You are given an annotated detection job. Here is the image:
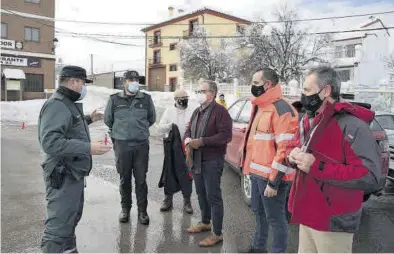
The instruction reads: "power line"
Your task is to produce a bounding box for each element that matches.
[2,8,394,26]
[5,7,393,48]
[55,26,394,39]
[2,8,146,47]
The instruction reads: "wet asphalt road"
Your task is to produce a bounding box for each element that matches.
[2,123,394,253]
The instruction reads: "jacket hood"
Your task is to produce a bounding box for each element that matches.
[334,102,375,123]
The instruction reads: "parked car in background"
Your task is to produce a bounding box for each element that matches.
[225,97,390,208]
[375,112,394,183]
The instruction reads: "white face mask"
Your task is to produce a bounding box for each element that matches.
[196,93,207,105]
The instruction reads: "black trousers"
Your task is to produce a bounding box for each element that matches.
[115,141,149,212]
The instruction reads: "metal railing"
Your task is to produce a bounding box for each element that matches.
[148,58,162,65]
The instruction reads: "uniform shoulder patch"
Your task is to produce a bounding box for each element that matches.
[273,99,295,117]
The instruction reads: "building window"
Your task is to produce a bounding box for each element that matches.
[169,64,177,72]
[346,44,356,58]
[335,46,342,58]
[169,43,177,51]
[154,31,161,45]
[337,70,351,82]
[236,24,245,35]
[24,74,44,92]
[25,0,41,3]
[24,27,40,42]
[1,23,7,38]
[189,19,198,35]
[153,50,161,64]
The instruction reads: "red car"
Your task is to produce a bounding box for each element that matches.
[225,97,390,206]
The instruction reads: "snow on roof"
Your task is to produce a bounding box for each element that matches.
[333,16,387,41]
[2,69,26,79]
[141,7,251,32]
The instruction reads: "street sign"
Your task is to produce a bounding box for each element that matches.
[0,56,40,67]
[0,56,27,66]
[1,39,15,49]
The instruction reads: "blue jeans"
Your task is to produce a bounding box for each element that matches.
[251,175,290,253]
[193,157,224,236]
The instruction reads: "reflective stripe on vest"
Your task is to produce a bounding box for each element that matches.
[271,161,295,174]
[254,133,275,141]
[275,133,295,142]
[250,162,272,173]
[254,133,296,142]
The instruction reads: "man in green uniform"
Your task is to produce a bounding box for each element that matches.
[38,65,111,253]
[104,70,156,225]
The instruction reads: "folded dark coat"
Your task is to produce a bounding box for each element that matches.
[159,124,192,195]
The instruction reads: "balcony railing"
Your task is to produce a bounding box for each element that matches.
[148,58,162,66]
[149,38,162,48]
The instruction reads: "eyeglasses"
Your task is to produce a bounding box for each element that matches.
[195,89,212,94]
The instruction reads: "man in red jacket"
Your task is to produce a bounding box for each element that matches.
[288,66,382,253]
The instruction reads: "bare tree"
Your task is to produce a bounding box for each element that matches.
[179,27,234,82]
[384,54,394,72]
[233,5,331,84]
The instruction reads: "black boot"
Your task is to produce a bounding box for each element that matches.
[160,195,173,212]
[183,198,193,214]
[138,211,150,225]
[119,208,130,223]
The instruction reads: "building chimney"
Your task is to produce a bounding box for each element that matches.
[168,6,174,18]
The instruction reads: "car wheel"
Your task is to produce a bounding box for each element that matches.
[241,174,252,206]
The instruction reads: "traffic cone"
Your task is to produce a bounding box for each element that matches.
[21,121,26,130]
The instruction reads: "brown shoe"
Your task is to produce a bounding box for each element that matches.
[199,233,223,247]
[187,222,211,233]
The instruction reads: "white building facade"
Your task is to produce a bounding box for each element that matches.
[331,17,391,89]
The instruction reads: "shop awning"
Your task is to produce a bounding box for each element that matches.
[2,68,26,79]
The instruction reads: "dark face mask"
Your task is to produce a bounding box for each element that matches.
[251,85,265,97]
[301,88,325,115]
[176,98,188,108]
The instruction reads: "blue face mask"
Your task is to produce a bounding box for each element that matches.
[79,86,87,100]
[127,82,139,93]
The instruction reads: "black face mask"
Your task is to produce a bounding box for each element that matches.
[251,85,265,97]
[57,86,80,102]
[176,98,188,108]
[301,89,325,115]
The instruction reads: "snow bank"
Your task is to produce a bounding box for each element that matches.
[0,86,200,135]
[1,86,119,126]
[1,99,46,125]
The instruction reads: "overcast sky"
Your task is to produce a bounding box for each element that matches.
[54,0,394,75]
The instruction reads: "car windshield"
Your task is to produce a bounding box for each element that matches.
[370,119,384,131]
[375,115,394,130]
